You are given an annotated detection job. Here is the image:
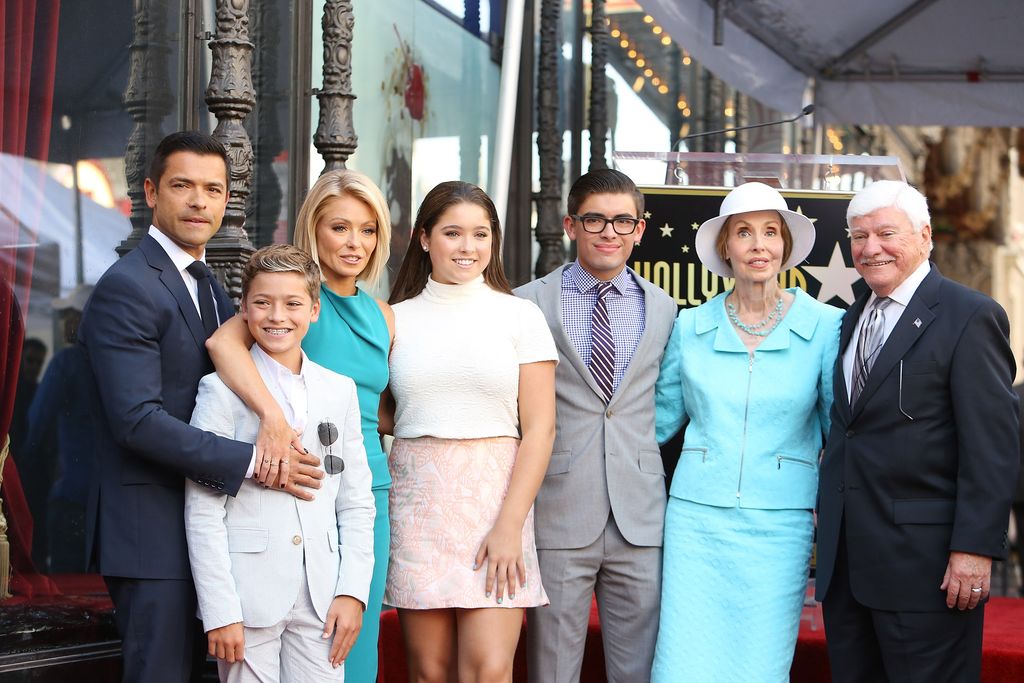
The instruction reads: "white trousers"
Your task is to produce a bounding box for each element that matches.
[219,573,344,683]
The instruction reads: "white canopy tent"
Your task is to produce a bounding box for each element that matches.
[642,0,1024,126]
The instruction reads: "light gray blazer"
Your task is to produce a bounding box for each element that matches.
[516,265,677,549]
[184,351,375,631]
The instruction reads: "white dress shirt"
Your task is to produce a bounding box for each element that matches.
[843,259,931,401]
[252,345,310,437]
[148,225,220,323]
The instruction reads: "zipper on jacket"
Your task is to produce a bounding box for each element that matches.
[736,352,754,499]
[777,455,815,470]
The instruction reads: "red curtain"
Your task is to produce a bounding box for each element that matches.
[1,0,62,599]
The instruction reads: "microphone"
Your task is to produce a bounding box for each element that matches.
[675,104,815,147]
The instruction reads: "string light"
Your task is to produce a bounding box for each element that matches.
[606,18,684,101]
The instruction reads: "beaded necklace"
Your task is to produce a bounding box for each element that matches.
[726,296,783,337]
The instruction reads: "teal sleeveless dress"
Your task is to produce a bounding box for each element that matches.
[302,284,390,683]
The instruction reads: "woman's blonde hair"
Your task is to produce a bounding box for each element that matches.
[293,169,392,285]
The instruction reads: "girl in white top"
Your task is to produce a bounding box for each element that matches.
[384,181,557,682]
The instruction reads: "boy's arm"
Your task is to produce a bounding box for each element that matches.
[184,376,246,632]
[333,378,376,606]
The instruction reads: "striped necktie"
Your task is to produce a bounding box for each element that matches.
[851,297,892,405]
[589,282,616,402]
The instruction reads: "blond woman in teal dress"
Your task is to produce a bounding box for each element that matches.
[206,170,393,682]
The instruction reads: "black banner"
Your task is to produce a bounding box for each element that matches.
[633,186,871,312]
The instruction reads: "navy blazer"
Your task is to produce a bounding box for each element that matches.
[80,234,251,580]
[815,264,1020,611]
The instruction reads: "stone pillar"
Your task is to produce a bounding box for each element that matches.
[118,0,174,256]
[313,0,357,172]
[534,0,565,277]
[588,0,609,171]
[204,0,257,304]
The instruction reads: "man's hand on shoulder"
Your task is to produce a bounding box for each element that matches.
[207,622,245,663]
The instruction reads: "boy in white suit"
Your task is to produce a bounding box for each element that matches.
[185,245,375,682]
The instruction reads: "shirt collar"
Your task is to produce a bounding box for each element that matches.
[251,343,310,382]
[567,260,632,296]
[869,259,931,309]
[148,225,206,274]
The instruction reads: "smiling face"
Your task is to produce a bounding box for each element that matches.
[314,194,379,295]
[721,210,788,285]
[144,151,228,259]
[241,271,320,373]
[564,192,645,281]
[849,205,931,297]
[420,201,493,285]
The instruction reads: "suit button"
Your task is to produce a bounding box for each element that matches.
[837,484,845,493]
[606,409,613,419]
[292,535,302,546]
[845,430,854,438]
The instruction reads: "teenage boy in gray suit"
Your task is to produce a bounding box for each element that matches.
[516,169,676,683]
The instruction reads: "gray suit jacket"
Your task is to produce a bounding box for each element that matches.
[184,350,375,631]
[516,265,677,549]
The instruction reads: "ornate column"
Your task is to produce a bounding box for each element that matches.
[118,0,174,256]
[205,0,257,304]
[587,0,608,171]
[313,0,357,172]
[534,0,565,277]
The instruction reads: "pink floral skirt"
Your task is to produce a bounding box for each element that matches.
[385,436,549,609]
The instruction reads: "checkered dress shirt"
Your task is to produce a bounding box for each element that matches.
[561,262,646,394]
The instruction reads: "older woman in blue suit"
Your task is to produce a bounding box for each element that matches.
[651,182,843,682]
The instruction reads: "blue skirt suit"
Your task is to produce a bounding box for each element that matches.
[302,285,391,683]
[651,288,842,682]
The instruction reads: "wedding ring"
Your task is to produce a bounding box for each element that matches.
[970,587,982,593]
[263,458,271,464]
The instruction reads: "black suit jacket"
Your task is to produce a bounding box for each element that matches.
[815,264,1019,611]
[81,234,251,580]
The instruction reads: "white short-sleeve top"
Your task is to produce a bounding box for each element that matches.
[390,275,558,439]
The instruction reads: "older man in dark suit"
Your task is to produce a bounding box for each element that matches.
[80,132,321,682]
[815,180,1019,683]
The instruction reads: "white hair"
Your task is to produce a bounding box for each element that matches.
[846,180,931,232]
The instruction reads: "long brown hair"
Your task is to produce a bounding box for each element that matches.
[389,181,512,304]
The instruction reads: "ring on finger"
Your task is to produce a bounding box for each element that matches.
[970,587,982,593]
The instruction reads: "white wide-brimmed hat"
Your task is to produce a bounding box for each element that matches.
[694,182,816,278]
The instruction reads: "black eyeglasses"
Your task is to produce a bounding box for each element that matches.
[571,214,641,235]
[317,421,345,475]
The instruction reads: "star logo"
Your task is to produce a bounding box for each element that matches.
[680,245,690,254]
[660,223,674,237]
[794,206,818,224]
[643,211,652,219]
[691,222,700,231]
[803,243,861,305]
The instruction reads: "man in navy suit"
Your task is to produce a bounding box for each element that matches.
[80,131,322,682]
[815,181,1020,682]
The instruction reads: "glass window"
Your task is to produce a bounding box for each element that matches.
[310,0,503,296]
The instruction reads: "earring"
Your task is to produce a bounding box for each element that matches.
[422,246,428,252]
[634,241,641,247]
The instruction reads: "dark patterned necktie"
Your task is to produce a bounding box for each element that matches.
[186,260,219,339]
[589,282,616,402]
[851,297,892,404]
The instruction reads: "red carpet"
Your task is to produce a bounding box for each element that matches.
[379,597,1024,682]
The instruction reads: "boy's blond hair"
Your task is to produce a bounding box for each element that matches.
[241,244,322,303]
